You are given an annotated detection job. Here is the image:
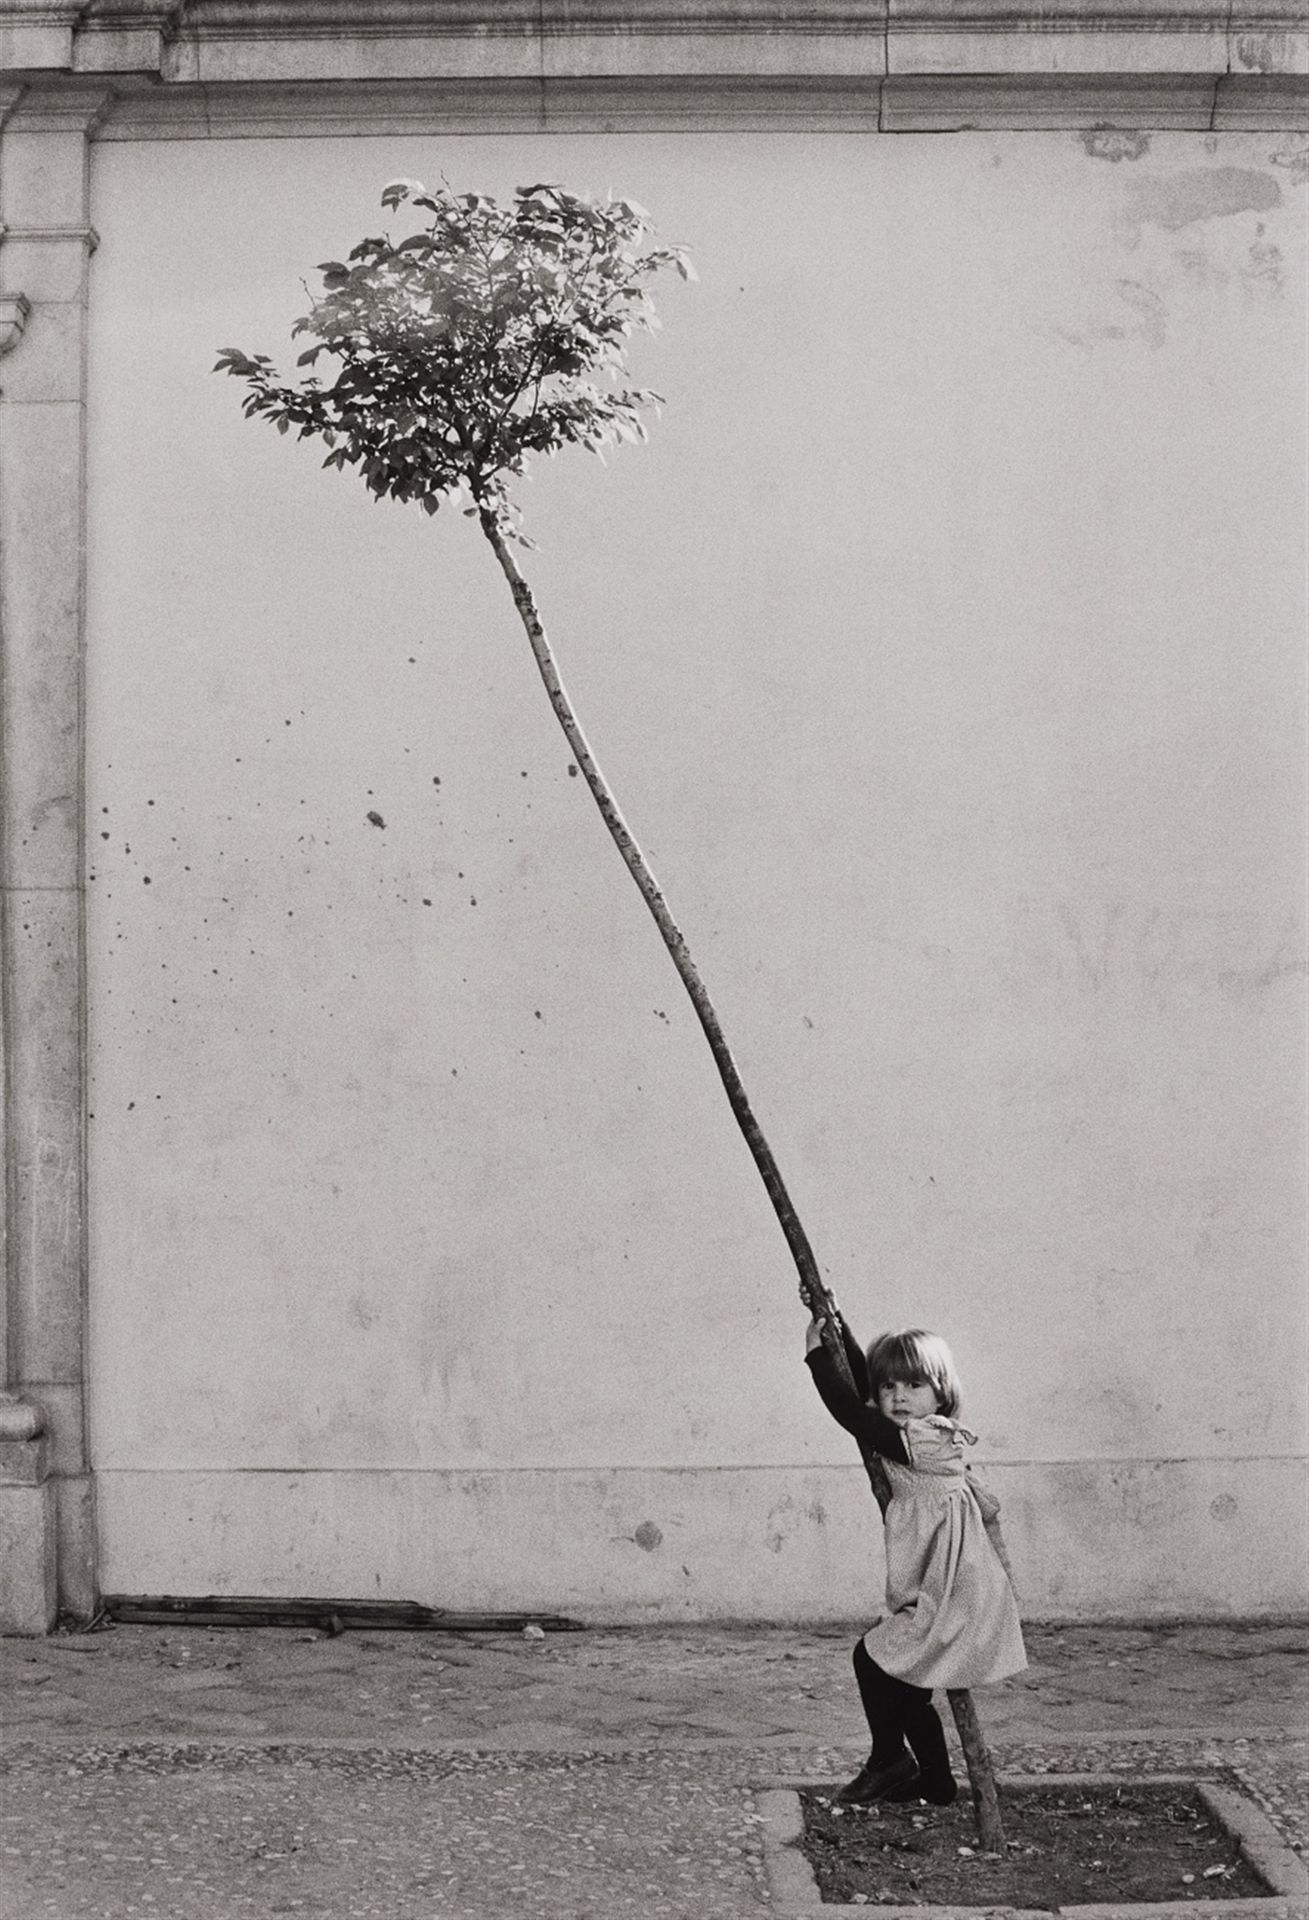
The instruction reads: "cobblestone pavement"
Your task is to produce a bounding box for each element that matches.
[1,1620,1304,1918]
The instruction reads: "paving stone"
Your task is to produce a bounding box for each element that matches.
[0,1744,769,1920]
[0,1622,1303,1918]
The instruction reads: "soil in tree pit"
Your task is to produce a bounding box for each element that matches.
[799,1780,1271,1907]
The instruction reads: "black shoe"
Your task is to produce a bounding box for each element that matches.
[914,1774,959,1806]
[835,1752,919,1806]
[878,1769,926,1803]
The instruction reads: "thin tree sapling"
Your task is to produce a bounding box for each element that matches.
[215,180,1005,1845]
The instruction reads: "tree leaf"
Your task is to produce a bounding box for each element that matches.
[215,178,690,526]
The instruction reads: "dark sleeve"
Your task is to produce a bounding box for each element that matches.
[805,1319,909,1466]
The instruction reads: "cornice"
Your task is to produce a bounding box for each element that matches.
[65,71,1307,134]
[0,289,31,355]
[0,78,114,127]
[0,0,1302,128]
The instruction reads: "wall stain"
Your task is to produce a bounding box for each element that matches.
[1114,279,1167,347]
[1037,900,1306,1004]
[1052,277,1167,350]
[1269,139,1309,186]
[1243,238,1284,295]
[1174,248,1230,291]
[1081,130,1151,164]
[1234,33,1292,72]
[1126,168,1282,232]
[764,1495,808,1556]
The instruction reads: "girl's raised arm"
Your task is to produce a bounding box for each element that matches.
[804,1313,909,1465]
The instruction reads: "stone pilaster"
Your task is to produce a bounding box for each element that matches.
[0,81,107,1627]
[0,1391,54,1633]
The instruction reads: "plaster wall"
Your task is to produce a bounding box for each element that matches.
[84,130,1307,1618]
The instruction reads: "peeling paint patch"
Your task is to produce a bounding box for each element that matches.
[1269,139,1309,186]
[1126,168,1281,232]
[1234,32,1294,72]
[1081,129,1151,164]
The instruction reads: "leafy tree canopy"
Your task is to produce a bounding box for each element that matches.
[215,179,693,543]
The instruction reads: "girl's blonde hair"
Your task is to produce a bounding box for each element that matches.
[865,1329,961,1417]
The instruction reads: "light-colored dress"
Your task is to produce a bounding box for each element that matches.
[863,1414,1027,1691]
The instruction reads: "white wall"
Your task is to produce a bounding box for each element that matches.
[85,131,1307,1617]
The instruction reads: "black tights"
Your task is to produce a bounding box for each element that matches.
[852,1638,953,1787]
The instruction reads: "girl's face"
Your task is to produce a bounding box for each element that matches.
[877,1376,942,1425]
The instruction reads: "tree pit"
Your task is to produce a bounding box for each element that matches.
[798,1778,1272,1907]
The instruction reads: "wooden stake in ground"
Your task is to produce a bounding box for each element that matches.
[948,1692,1006,1849]
[216,176,1005,1848]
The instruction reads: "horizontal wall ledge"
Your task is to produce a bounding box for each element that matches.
[880,71,1306,127]
[1,0,1307,107]
[95,1456,1309,1622]
[0,70,1303,136]
[93,0,1309,90]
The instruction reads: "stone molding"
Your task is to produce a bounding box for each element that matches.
[72,74,1309,135]
[0,1390,46,1442]
[0,72,1302,139]
[0,79,113,128]
[0,286,28,351]
[0,1397,54,1631]
[0,0,1301,126]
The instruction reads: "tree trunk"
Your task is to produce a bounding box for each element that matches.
[476,506,1004,1848]
[477,510,842,1341]
[948,1691,1006,1849]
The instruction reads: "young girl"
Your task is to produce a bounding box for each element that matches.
[805,1305,1025,1807]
